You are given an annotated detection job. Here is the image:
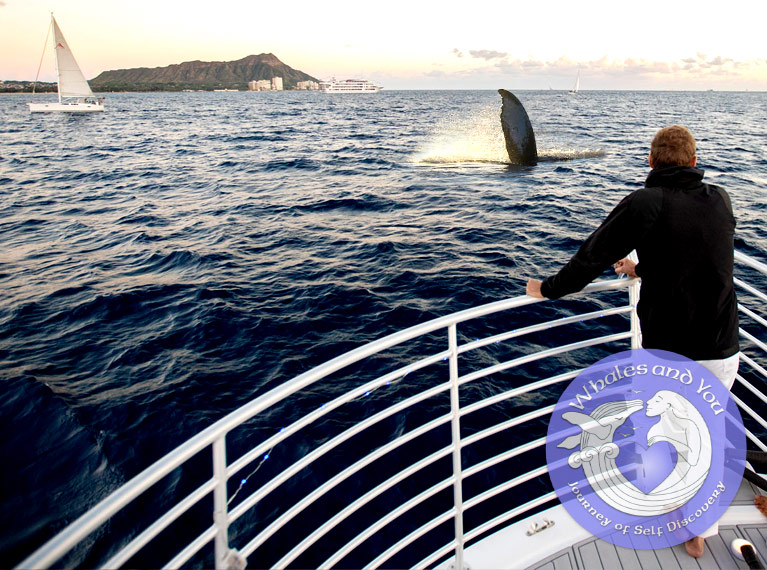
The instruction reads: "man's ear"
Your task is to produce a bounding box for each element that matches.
[690,155,697,167]
[648,153,654,168]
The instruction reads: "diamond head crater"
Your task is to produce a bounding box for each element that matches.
[91,53,319,92]
[2,53,319,93]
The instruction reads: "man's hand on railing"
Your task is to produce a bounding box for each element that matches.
[614,258,638,279]
[526,279,545,298]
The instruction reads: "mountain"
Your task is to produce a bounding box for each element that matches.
[89,53,319,91]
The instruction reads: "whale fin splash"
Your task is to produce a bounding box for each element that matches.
[498,89,538,166]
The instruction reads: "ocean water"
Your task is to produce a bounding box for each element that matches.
[1,90,767,567]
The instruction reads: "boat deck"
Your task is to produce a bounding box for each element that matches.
[455,478,767,570]
[533,526,767,570]
[532,480,767,570]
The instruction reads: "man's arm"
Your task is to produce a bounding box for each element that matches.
[530,188,660,299]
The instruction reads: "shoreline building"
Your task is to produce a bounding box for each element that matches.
[249,79,272,91]
[248,78,284,91]
[247,77,319,91]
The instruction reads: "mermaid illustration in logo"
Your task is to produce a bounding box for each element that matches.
[558,390,711,516]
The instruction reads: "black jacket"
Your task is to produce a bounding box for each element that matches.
[540,166,739,360]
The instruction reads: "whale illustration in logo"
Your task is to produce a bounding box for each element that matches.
[558,392,712,516]
[558,399,644,451]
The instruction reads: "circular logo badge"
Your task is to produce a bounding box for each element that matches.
[546,349,745,549]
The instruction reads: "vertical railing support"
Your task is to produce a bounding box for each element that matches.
[629,281,641,349]
[627,250,642,349]
[448,323,465,569]
[213,437,230,569]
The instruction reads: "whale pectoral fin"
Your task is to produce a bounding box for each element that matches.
[498,89,537,166]
[558,434,582,449]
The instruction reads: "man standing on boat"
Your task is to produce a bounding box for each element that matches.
[526,125,739,558]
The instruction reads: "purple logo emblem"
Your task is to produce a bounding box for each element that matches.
[546,349,745,549]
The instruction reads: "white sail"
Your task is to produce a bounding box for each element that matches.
[51,16,94,99]
[29,15,103,112]
[570,71,580,94]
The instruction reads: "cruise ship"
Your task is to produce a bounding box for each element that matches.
[319,78,382,93]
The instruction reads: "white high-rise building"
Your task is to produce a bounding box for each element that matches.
[271,77,283,91]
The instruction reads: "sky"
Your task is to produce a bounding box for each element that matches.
[2,0,766,91]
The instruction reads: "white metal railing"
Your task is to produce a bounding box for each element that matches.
[16,251,767,570]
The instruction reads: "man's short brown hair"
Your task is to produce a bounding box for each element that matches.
[650,125,697,168]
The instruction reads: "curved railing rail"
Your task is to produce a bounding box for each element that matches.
[17,251,767,570]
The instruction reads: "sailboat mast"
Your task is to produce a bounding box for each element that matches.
[52,16,62,103]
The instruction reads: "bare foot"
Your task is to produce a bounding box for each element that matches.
[755,495,767,517]
[685,536,705,558]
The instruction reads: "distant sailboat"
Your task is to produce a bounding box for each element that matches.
[29,15,104,113]
[568,71,580,94]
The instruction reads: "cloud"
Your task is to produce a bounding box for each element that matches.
[694,54,735,69]
[469,49,509,61]
[495,61,523,74]
[452,48,463,58]
[709,56,732,66]
[0,2,6,6]
[444,48,766,89]
[621,59,674,74]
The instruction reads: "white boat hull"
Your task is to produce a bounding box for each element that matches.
[319,78,382,93]
[28,101,104,113]
[321,87,381,94]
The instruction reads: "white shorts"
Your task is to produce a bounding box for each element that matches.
[696,352,740,390]
[694,351,740,540]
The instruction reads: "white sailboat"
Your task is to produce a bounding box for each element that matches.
[568,70,580,94]
[29,15,104,113]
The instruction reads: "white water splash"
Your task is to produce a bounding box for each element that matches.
[539,148,607,161]
[413,104,508,164]
[413,104,606,165]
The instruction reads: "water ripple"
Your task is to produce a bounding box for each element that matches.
[1,90,766,565]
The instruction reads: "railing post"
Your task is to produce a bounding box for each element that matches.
[448,323,465,569]
[629,281,641,348]
[628,250,642,349]
[213,437,230,569]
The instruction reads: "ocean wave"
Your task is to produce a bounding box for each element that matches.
[1,90,766,567]
[263,158,321,171]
